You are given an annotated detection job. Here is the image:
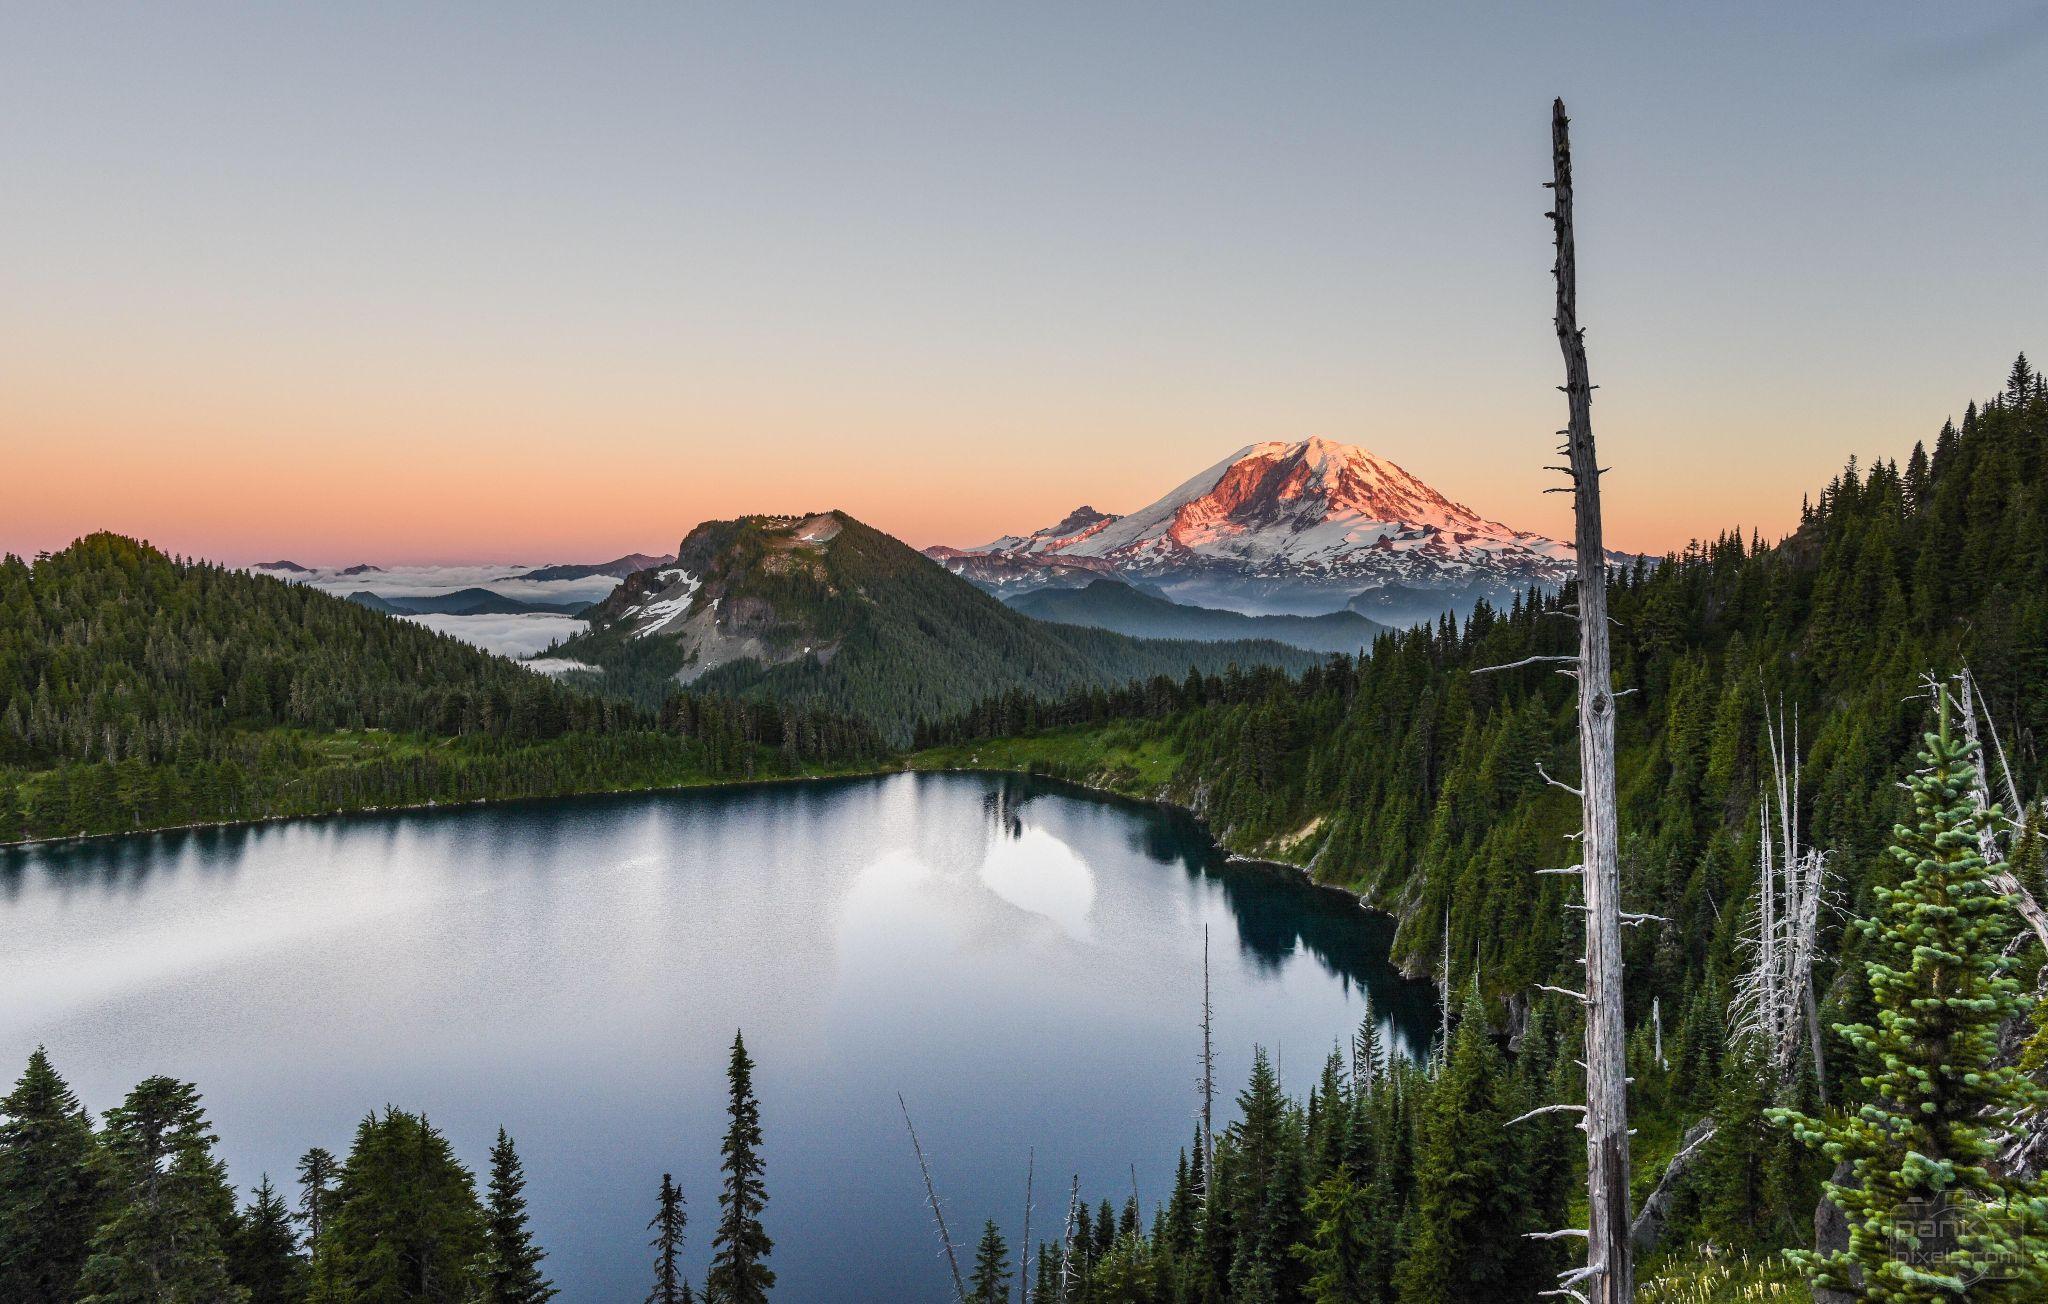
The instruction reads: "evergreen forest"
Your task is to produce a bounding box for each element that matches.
[4,359,2048,1301]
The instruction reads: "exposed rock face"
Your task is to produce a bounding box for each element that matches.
[576,513,848,679]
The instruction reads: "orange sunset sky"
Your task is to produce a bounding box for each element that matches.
[4,5,2043,566]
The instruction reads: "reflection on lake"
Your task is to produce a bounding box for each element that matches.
[1,772,1433,1302]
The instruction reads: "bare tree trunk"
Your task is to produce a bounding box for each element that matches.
[1018,1148,1033,1304]
[1200,925,1215,1188]
[1955,670,2048,952]
[1057,1177,1080,1304]
[1439,906,1453,1072]
[900,1094,968,1304]
[1550,96,1635,1304]
[1738,699,1833,1092]
[1803,977,1829,1106]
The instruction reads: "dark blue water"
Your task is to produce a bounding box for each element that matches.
[0,772,1433,1302]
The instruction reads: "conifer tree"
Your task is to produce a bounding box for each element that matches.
[76,1076,242,1304]
[1511,1011,1574,1284]
[313,1109,484,1304]
[707,1031,773,1304]
[479,1129,555,1304]
[647,1173,691,1304]
[968,1219,1011,1303]
[229,1175,306,1304]
[2007,352,2035,406]
[0,1048,110,1304]
[293,1147,336,1258]
[1093,1223,1159,1300]
[1227,1243,1280,1304]
[1209,1046,1303,1297]
[1773,696,2048,1299]
[1395,989,1545,1304]
[1697,1035,1813,1252]
[1161,1147,1197,1256]
[1350,1005,1384,1090]
[1294,1171,1374,1304]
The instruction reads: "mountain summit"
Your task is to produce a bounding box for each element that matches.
[929,438,1583,619]
[553,511,1315,739]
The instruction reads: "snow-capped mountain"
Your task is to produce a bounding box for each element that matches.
[929,438,1589,620]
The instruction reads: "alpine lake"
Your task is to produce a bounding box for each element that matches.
[1,771,1435,1302]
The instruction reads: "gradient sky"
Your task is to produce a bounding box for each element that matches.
[3,3,2044,565]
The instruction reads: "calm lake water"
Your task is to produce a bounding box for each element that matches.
[1,772,1434,1302]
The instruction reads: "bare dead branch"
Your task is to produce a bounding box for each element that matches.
[1536,762,1583,797]
[1471,654,1581,675]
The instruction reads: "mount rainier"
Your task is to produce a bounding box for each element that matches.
[927,437,1607,622]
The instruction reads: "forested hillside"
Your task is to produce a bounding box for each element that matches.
[0,535,883,841]
[921,357,2048,1265]
[1008,579,1392,654]
[556,512,1321,740]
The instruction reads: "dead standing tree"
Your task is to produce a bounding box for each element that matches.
[1199,924,1216,1188]
[1498,98,1635,1304]
[1730,699,1834,1098]
[898,1093,968,1304]
[1018,1148,1034,1304]
[1952,668,2048,954]
[1946,669,2048,1178]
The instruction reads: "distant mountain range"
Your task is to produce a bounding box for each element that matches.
[499,553,673,583]
[347,588,594,618]
[251,554,669,584]
[929,438,1616,623]
[553,511,1318,738]
[1007,579,1390,655]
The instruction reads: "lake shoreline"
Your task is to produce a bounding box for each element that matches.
[0,762,909,851]
[2,760,1359,908]
[2,758,1418,974]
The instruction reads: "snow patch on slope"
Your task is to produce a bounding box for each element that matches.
[626,572,700,638]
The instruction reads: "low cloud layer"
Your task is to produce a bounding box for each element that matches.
[397,612,588,659]
[292,563,621,605]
